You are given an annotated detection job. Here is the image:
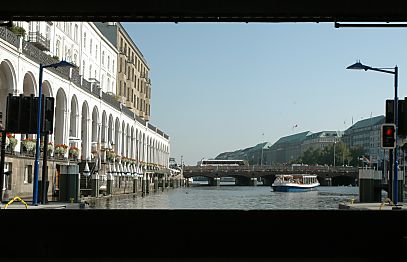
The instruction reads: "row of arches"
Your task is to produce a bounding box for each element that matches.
[0,58,170,167]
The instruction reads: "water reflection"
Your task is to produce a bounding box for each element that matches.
[88,185,360,210]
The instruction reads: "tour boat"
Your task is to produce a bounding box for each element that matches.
[271,174,320,192]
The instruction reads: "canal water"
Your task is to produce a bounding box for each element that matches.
[88,182,365,209]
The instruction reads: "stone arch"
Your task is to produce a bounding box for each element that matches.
[108,114,114,148]
[81,101,89,160]
[114,117,120,154]
[91,106,99,154]
[42,80,52,97]
[69,95,79,138]
[130,126,134,159]
[54,88,67,145]
[101,111,107,146]
[126,123,130,157]
[23,72,36,96]
[121,120,126,156]
[0,60,16,125]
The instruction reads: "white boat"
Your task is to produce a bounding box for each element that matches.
[271,174,320,192]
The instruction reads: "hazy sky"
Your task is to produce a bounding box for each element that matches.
[123,22,407,165]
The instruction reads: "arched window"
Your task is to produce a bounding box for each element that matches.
[102,51,105,65]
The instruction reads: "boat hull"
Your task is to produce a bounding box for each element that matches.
[271,185,318,192]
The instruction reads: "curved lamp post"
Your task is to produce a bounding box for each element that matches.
[33,60,75,205]
[346,61,399,207]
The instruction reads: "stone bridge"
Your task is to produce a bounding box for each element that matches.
[183,165,359,186]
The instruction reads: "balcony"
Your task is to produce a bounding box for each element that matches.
[27,31,50,51]
[125,99,133,109]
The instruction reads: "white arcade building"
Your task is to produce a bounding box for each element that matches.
[0,22,171,198]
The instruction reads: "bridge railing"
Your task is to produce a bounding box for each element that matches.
[183,165,358,173]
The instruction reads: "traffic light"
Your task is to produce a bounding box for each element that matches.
[381,123,396,149]
[5,94,54,134]
[386,98,407,137]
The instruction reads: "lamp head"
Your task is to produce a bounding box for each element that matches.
[53,60,76,69]
[346,61,369,71]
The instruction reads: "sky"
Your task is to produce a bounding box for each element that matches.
[122,22,407,165]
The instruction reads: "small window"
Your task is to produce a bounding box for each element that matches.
[24,165,33,184]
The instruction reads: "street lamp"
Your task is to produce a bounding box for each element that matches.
[32,60,75,205]
[261,133,264,166]
[333,141,337,167]
[346,60,400,207]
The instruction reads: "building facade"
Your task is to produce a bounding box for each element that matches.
[267,131,311,164]
[342,115,385,165]
[301,131,343,153]
[94,22,151,121]
[0,22,170,197]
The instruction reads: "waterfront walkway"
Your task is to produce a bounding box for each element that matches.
[0,201,84,209]
[339,201,406,210]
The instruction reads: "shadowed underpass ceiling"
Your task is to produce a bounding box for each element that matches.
[2,0,407,22]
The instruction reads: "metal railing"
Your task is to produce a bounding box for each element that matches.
[0,27,19,48]
[27,31,50,51]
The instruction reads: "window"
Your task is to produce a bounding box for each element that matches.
[24,165,33,184]
[83,32,86,49]
[55,39,60,58]
[82,60,85,76]
[102,51,105,65]
[74,24,78,42]
[90,39,92,55]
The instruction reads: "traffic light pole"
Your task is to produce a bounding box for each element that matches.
[393,66,399,206]
[41,132,48,204]
[0,130,6,203]
[388,149,393,201]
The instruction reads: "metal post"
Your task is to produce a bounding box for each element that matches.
[41,132,49,204]
[0,131,6,202]
[389,149,393,200]
[393,66,399,206]
[333,141,336,167]
[33,64,44,206]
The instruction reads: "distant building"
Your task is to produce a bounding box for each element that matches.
[215,142,272,165]
[301,131,343,153]
[342,115,385,165]
[268,131,311,164]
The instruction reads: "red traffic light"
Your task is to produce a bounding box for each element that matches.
[381,124,396,149]
[386,128,394,136]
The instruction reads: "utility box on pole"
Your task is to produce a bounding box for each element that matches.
[359,169,383,203]
[58,164,80,203]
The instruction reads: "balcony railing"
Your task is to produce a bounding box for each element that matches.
[27,31,50,51]
[0,27,19,48]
